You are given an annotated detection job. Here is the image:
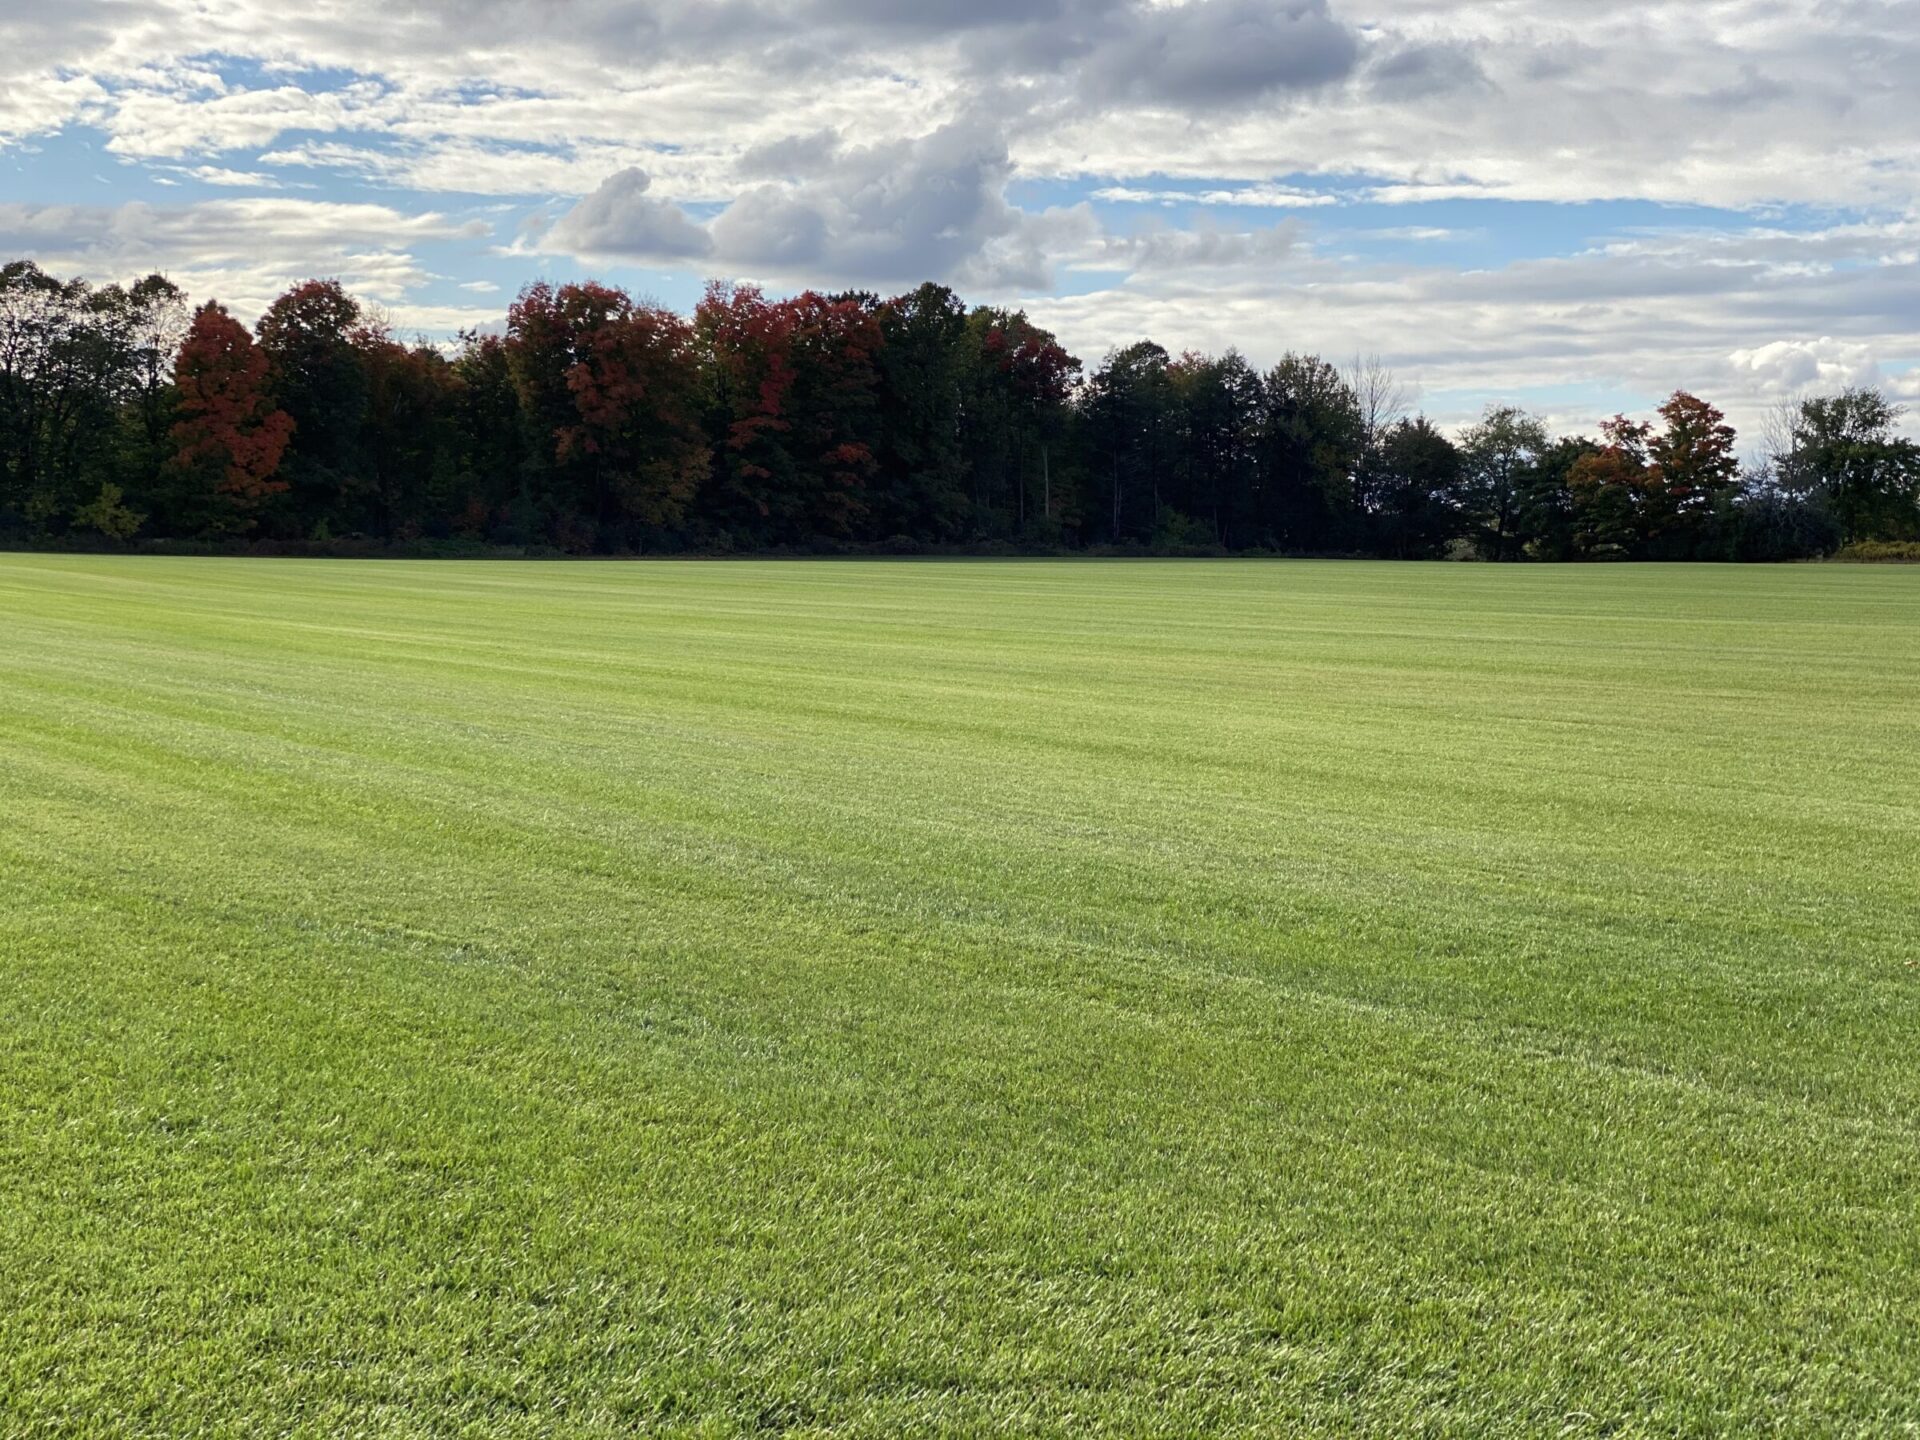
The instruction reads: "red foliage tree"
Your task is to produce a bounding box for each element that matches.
[695,282,798,535]
[982,313,1079,412]
[694,283,882,543]
[1566,395,1740,558]
[1645,390,1739,546]
[169,301,294,530]
[561,300,708,529]
[1568,415,1653,558]
[506,280,709,545]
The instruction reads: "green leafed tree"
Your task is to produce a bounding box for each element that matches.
[1372,417,1465,559]
[1781,388,1920,542]
[1459,404,1550,561]
[255,279,370,537]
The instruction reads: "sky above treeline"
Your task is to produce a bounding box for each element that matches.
[4,0,1917,440]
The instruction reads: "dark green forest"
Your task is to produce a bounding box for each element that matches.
[4,259,1916,559]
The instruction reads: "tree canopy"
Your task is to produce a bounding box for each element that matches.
[1,258,1905,560]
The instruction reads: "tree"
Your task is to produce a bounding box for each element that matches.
[256,279,369,534]
[1082,340,1174,544]
[562,299,709,540]
[1517,436,1599,561]
[0,261,140,528]
[357,325,468,540]
[1167,350,1263,547]
[1372,417,1465,559]
[505,280,710,549]
[780,290,884,540]
[119,275,191,453]
[963,307,1079,538]
[1726,487,1842,561]
[2,250,1879,566]
[0,261,82,521]
[1346,354,1411,540]
[693,283,884,547]
[1737,397,1844,561]
[870,283,971,542]
[693,282,798,547]
[1349,355,1411,453]
[1459,405,1549,560]
[1751,397,1804,495]
[1255,354,1363,552]
[1567,416,1653,559]
[1781,388,1920,542]
[449,332,528,541]
[167,301,294,534]
[72,482,145,542]
[1644,390,1738,555]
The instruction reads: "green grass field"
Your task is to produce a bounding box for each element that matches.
[4,555,1918,1436]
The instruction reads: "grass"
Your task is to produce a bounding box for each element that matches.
[2,555,1918,1437]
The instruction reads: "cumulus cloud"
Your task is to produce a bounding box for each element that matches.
[173,165,282,188]
[0,196,481,254]
[900,0,1362,112]
[707,186,831,271]
[726,121,1023,283]
[100,81,394,160]
[735,129,843,182]
[548,120,1066,289]
[0,0,121,90]
[1724,339,1885,397]
[546,119,1306,293]
[543,167,712,261]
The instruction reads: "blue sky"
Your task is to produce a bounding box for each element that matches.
[4,2,1918,441]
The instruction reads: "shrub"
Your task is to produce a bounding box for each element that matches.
[1831,540,1920,563]
[1150,509,1223,554]
[72,484,146,543]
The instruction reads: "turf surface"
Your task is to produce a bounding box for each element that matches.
[3,555,1918,1436]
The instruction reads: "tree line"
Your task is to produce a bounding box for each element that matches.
[3,258,1916,560]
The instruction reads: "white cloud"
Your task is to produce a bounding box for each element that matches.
[545,120,1070,290]
[0,197,490,322]
[1024,217,1920,439]
[174,165,281,188]
[99,80,395,160]
[543,167,712,262]
[1723,340,1884,398]
[1092,184,1338,209]
[1078,218,1304,273]
[3,0,1912,213]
